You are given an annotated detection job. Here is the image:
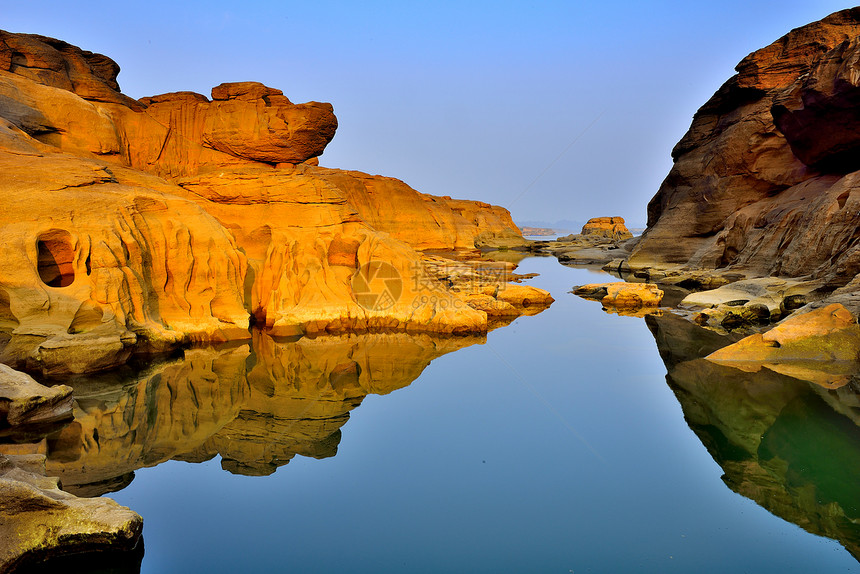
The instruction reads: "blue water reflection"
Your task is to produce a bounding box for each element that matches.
[98,256,859,573]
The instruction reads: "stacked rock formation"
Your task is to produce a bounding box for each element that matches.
[580,217,633,240]
[0,31,544,377]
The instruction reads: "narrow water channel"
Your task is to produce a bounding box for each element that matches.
[57,256,860,572]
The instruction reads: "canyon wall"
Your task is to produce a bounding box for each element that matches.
[630,8,860,292]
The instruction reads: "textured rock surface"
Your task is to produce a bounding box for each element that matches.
[0,29,540,374]
[580,217,633,240]
[630,8,860,289]
[0,453,142,573]
[0,364,72,429]
[573,282,663,309]
[137,82,337,171]
[706,303,860,387]
[0,147,250,376]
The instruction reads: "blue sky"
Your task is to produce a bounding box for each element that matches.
[3,1,855,227]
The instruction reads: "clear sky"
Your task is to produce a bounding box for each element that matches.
[2,1,855,227]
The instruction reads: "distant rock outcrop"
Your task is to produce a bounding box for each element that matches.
[580,217,632,241]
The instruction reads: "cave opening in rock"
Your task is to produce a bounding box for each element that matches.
[37,229,75,287]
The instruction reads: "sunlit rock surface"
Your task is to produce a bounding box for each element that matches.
[705,303,860,388]
[646,312,860,560]
[573,282,663,310]
[0,29,542,375]
[0,453,141,573]
[579,216,632,240]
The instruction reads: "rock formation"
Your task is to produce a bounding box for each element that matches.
[0,30,544,376]
[579,217,632,241]
[629,8,860,293]
[0,453,142,573]
[529,216,637,267]
[573,282,663,311]
[0,364,72,433]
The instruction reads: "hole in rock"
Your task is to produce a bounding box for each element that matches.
[37,230,75,287]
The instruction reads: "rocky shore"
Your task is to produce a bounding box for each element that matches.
[0,30,553,570]
[0,30,551,380]
[534,9,860,393]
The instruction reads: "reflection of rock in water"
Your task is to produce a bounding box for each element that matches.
[41,331,484,494]
[646,313,860,561]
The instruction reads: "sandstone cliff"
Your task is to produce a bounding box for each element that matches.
[0,31,541,375]
[630,8,860,293]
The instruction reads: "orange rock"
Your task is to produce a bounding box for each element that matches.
[0,29,540,372]
[139,82,337,167]
[705,303,860,387]
[0,148,250,375]
[0,30,142,109]
[580,216,633,240]
[574,282,663,309]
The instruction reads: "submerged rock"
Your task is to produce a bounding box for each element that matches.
[573,282,663,310]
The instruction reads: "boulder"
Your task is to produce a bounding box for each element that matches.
[573,282,663,309]
[705,303,860,387]
[0,364,72,428]
[0,453,142,573]
[580,216,633,240]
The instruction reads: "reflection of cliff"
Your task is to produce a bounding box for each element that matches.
[44,331,484,493]
[645,313,860,561]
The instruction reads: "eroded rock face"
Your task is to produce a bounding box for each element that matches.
[630,8,860,288]
[0,149,251,376]
[0,31,141,109]
[138,82,337,169]
[0,30,538,374]
[580,217,632,240]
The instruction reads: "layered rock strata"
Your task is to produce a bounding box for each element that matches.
[629,8,860,292]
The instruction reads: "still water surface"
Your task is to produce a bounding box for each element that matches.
[75,256,860,572]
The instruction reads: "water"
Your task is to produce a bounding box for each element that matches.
[47,256,860,572]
